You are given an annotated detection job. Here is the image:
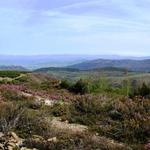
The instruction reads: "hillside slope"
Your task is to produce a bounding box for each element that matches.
[69,59,150,72]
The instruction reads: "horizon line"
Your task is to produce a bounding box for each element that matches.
[0,54,150,57]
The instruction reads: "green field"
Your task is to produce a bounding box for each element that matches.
[43,69,150,86]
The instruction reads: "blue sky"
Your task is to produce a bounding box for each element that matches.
[0,0,150,56]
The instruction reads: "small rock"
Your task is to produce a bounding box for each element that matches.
[7,145,14,150]
[0,143,4,150]
[7,142,16,147]
[95,133,99,136]
[16,140,24,148]
[47,137,57,143]
[9,138,17,144]
[0,132,4,138]
[21,147,37,150]
[65,120,69,124]
[32,135,44,141]
[8,132,20,142]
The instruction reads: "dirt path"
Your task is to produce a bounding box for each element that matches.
[51,117,88,133]
[21,92,57,106]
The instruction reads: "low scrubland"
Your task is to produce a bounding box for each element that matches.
[0,72,149,150]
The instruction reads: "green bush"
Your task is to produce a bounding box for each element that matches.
[130,82,150,98]
[89,78,111,93]
[60,80,72,90]
[49,103,69,118]
[66,96,102,125]
[138,83,150,97]
[0,71,22,78]
[70,79,89,94]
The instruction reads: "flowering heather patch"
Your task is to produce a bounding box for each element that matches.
[0,83,75,102]
[25,89,75,102]
[57,94,150,147]
[145,140,150,150]
[0,84,27,92]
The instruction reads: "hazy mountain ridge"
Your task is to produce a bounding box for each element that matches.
[34,66,128,73]
[2,55,150,72]
[1,55,150,70]
[69,59,150,72]
[0,65,27,71]
[0,55,98,69]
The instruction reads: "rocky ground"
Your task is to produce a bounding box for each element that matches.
[0,117,132,150]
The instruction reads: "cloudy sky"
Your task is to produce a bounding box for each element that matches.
[0,0,150,56]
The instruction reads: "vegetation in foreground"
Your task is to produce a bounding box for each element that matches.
[0,71,149,150]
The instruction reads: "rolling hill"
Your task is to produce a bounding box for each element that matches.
[69,59,150,72]
[34,67,79,72]
[1,55,150,70]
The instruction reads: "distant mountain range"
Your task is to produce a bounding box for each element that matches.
[1,55,150,70]
[69,59,150,72]
[0,66,27,71]
[2,55,150,72]
[34,66,129,74]
[0,55,99,69]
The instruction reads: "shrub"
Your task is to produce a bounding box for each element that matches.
[109,110,123,120]
[138,83,150,97]
[60,80,72,90]
[70,79,89,94]
[89,78,111,93]
[0,88,28,102]
[63,95,150,145]
[0,100,50,138]
[16,109,51,138]
[0,103,25,132]
[25,132,130,150]
[94,97,150,144]
[49,103,69,118]
[66,96,102,125]
[130,82,150,98]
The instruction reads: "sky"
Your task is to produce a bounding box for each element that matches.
[0,0,150,56]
